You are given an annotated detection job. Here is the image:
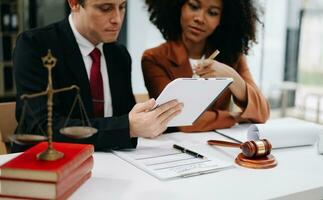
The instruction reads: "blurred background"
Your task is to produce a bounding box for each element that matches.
[0,0,322,124]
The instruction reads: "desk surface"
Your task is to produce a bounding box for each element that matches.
[1,132,323,200]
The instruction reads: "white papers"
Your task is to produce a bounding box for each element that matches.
[113,144,233,180]
[155,78,233,127]
[215,123,251,142]
[216,118,322,148]
[247,118,321,148]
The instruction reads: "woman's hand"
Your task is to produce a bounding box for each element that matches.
[194,59,247,103]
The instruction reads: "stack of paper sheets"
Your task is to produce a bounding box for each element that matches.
[113,143,233,180]
[216,118,322,148]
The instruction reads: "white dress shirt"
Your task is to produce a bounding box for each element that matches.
[69,14,113,117]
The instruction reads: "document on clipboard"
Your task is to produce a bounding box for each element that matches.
[112,143,233,180]
[155,78,233,127]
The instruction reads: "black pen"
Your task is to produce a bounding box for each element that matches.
[173,144,207,159]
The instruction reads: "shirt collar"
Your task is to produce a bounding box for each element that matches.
[68,14,103,56]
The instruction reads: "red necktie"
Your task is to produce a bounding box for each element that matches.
[89,48,104,117]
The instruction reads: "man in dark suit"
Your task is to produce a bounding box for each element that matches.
[12,0,182,152]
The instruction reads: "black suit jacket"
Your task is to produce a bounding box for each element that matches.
[13,18,137,152]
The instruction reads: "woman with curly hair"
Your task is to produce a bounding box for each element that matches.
[142,0,269,132]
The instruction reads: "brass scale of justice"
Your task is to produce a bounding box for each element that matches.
[11,50,97,161]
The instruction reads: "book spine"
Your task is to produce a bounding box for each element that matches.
[55,145,94,182]
[56,172,91,200]
[0,156,94,184]
[3,65,14,91]
[0,157,93,199]
[0,173,92,200]
[0,143,94,182]
[1,4,11,32]
[56,156,93,197]
[2,35,12,61]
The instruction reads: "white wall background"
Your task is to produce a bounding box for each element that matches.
[37,0,66,27]
[128,0,289,97]
[253,0,288,96]
[127,1,164,94]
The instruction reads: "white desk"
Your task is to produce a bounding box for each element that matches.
[1,132,323,200]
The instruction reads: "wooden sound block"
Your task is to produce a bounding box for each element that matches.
[235,153,277,169]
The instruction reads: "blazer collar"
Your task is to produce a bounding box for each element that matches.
[166,40,190,67]
[58,18,94,116]
[165,40,194,77]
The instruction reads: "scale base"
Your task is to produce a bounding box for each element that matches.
[37,147,64,161]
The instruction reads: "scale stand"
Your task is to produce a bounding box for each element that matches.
[18,49,97,161]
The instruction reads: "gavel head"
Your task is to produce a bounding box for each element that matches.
[240,139,272,158]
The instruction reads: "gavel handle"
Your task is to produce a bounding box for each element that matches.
[207,140,241,148]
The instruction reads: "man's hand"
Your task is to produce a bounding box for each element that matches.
[129,99,182,138]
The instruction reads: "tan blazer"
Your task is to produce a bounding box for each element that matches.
[142,41,270,132]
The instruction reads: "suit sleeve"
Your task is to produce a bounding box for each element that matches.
[179,56,270,132]
[13,32,136,152]
[231,55,270,123]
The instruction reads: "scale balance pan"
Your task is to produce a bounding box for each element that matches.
[11,134,48,144]
[59,126,98,139]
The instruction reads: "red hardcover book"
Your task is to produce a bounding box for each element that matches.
[0,156,93,200]
[0,142,94,182]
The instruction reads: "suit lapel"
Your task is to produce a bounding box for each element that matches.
[166,41,193,78]
[57,19,94,116]
[103,44,120,115]
[103,43,121,115]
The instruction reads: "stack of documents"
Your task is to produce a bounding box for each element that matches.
[113,144,233,180]
[216,118,322,148]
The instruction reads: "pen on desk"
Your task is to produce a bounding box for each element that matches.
[173,144,207,159]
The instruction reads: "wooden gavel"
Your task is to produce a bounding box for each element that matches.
[207,139,272,158]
